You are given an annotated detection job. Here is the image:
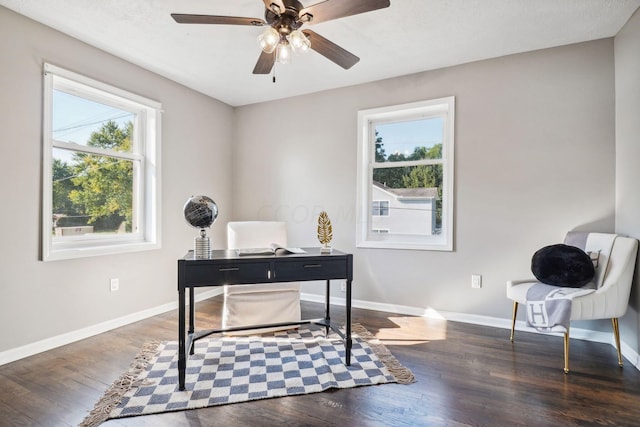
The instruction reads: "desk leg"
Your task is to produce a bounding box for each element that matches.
[324,280,331,335]
[189,287,195,355]
[178,287,186,391]
[346,278,352,366]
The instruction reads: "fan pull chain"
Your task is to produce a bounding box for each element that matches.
[272,65,277,83]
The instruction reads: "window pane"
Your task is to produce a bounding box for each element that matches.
[380,201,389,216]
[371,165,442,235]
[372,201,380,216]
[374,117,443,163]
[52,89,134,152]
[52,147,135,237]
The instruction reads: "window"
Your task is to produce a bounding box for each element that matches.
[42,64,161,261]
[356,97,454,251]
[372,200,390,216]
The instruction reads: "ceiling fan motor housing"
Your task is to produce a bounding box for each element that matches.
[265,0,306,35]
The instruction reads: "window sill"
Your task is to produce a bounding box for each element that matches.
[356,240,453,252]
[43,240,160,261]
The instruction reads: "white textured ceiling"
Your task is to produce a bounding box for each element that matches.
[2,0,639,106]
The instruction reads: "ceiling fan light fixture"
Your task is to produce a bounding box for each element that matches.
[276,40,292,64]
[288,29,310,53]
[258,27,279,53]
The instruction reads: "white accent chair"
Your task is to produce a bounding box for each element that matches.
[223,221,301,333]
[506,234,638,373]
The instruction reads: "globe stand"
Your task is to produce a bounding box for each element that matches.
[194,229,211,259]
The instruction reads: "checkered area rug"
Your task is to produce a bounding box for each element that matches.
[81,324,414,426]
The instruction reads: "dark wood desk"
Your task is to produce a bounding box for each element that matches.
[177,248,353,391]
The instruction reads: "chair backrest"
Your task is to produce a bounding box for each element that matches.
[227,221,288,250]
[600,236,638,292]
[565,232,619,288]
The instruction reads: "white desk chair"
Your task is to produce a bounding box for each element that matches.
[223,221,301,333]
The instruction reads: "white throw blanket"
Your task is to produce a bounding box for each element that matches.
[526,285,594,332]
[526,233,616,332]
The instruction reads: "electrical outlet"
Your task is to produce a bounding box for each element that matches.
[340,281,346,292]
[110,278,120,292]
[471,274,482,289]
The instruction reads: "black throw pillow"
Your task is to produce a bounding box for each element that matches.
[531,244,595,288]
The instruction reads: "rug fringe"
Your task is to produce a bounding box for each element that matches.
[79,340,161,427]
[351,323,416,385]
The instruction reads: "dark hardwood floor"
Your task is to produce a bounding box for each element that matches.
[1,296,640,426]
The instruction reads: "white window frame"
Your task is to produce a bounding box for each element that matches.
[42,63,162,261]
[356,97,454,251]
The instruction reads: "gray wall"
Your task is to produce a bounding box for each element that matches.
[615,9,640,355]
[234,39,616,321]
[0,6,234,353]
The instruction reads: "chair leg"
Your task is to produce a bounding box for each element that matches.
[612,318,624,367]
[563,329,570,374]
[510,301,518,341]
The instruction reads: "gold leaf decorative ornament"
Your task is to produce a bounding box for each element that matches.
[317,211,333,247]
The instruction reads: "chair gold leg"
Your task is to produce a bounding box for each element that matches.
[510,302,518,341]
[612,318,624,367]
[563,330,570,374]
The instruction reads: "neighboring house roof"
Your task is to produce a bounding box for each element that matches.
[373,181,439,200]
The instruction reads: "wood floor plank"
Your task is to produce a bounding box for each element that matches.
[1,296,639,426]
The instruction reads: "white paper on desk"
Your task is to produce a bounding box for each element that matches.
[236,244,306,256]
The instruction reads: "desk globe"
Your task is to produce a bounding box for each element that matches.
[183,195,218,259]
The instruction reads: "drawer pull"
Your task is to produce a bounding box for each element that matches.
[304,264,322,268]
[219,267,239,272]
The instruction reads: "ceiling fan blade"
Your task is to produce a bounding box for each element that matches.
[171,14,265,26]
[253,50,276,74]
[300,0,390,24]
[302,30,359,69]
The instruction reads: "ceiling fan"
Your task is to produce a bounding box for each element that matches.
[171,0,391,75]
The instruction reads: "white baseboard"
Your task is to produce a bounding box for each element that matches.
[621,338,640,371]
[300,292,640,372]
[0,289,223,366]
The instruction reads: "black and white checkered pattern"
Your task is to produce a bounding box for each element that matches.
[111,328,396,418]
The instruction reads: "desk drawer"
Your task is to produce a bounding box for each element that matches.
[274,259,347,281]
[185,262,270,285]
